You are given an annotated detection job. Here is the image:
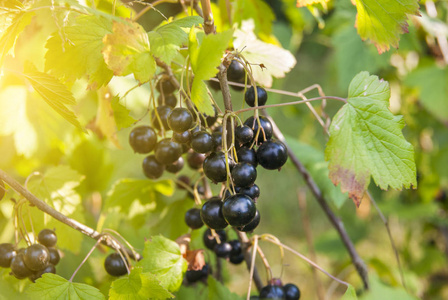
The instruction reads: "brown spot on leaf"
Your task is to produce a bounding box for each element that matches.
[185,249,206,271]
[329,165,369,207]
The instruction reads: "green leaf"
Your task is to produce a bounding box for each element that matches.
[207,276,244,300]
[148,16,202,65]
[102,20,155,83]
[191,78,214,116]
[341,284,358,300]
[404,64,448,123]
[111,96,136,130]
[45,15,113,89]
[109,267,173,300]
[138,235,188,292]
[23,62,84,131]
[325,71,417,206]
[27,273,105,300]
[176,285,208,300]
[106,178,174,214]
[353,0,420,53]
[150,199,192,240]
[359,274,418,300]
[232,0,275,37]
[286,137,348,208]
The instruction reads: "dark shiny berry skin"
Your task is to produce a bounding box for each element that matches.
[231,163,257,187]
[237,209,260,232]
[151,105,172,131]
[0,243,16,268]
[186,151,206,170]
[173,130,191,144]
[227,60,245,83]
[236,147,258,167]
[257,140,288,170]
[239,184,260,200]
[211,132,222,152]
[191,131,213,153]
[203,229,227,250]
[260,285,285,299]
[142,155,165,179]
[245,86,268,107]
[24,244,50,272]
[222,194,256,227]
[38,229,57,248]
[185,208,204,229]
[186,264,209,283]
[48,248,60,265]
[203,152,230,183]
[129,126,158,154]
[10,254,33,279]
[244,116,273,143]
[214,242,232,258]
[157,94,177,108]
[229,253,244,264]
[235,125,254,145]
[155,139,182,165]
[168,108,193,133]
[228,240,242,256]
[156,78,176,94]
[165,157,184,173]
[29,264,56,282]
[201,198,228,230]
[104,253,128,277]
[202,107,218,127]
[284,283,301,300]
[0,179,5,201]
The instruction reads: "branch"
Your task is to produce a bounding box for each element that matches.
[263,112,370,290]
[200,0,215,34]
[0,169,142,261]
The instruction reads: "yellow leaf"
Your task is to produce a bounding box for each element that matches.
[296,0,330,8]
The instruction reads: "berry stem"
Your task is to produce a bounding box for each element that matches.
[246,234,259,300]
[70,237,104,282]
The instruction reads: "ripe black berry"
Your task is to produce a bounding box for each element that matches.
[38,229,57,248]
[168,108,193,133]
[151,105,172,131]
[165,157,184,173]
[257,140,288,170]
[203,229,227,250]
[142,155,165,179]
[228,240,242,256]
[191,131,213,153]
[214,242,232,258]
[173,130,191,144]
[48,248,60,265]
[238,184,260,200]
[229,253,244,264]
[129,126,157,154]
[284,283,301,300]
[186,264,209,283]
[24,244,50,271]
[203,152,231,183]
[231,163,257,187]
[185,208,204,229]
[186,151,206,170]
[201,198,228,230]
[29,264,56,282]
[176,175,190,189]
[222,194,256,227]
[0,243,16,268]
[244,116,273,143]
[156,78,176,94]
[104,253,128,277]
[237,209,260,232]
[260,284,285,299]
[211,132,222,152]
[157,94,177,108]
[245,86,268,107]
[237,147,257,166]
[154,139,182,165]
[227,60,245,83]
[10,254,33,279]
[235,125,254,145]
[0,179,5,201]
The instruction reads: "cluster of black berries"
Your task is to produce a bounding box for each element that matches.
[252,281,301,300]
[104,252,128,277]
[0,229,60,282]
[209,59,247,92]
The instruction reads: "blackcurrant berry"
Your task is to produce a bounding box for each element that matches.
[229,253,244,265]
[237,147,257,166]
[29,264,56,282]
[245,86,268,107]
[243,116,273,143]
[0,179,5,201]
[191,131,213,153]
[185,208,204,229]
[48,248,60,265]
[129,126,158,154]
[257,140,288,170]
[211,132,222,152]
[227,60,245,83]
[284,283,301,300]
[156,78,176,94]
[228,240,242,256]
[237,209,260,232]
[201,198,228,230]
[203,152,231,183]
[151,105,172,131]
[231,163,257,187]
[0,243,15,268]
[235,125,254,145]
[186,264,209,283]
[168,108,193,133]
[176,175,190,189]
[186,151,206,170]
[213,242,232,258]
[142,155,165,179]
[154,139,182,165]
[260,285,285,299]
[10,254,33,279]
[173,130,191,144]
[222,194,256,227]
[238,184,260,200]
[157,94,177,108]
[23,244,50,272]
[104,252,128,277]
[165,157,184,174]
[37,229,57,248]
[203,229,227,250]
[202,107,218,127]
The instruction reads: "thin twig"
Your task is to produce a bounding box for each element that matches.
[246,234,259,300]
[200,0,215,34]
